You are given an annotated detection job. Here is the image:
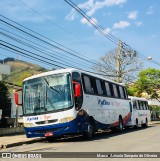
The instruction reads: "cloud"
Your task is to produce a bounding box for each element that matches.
[65,9,77,21]
[128,11,137,20]
[80,17,98,27]
[113,21,130,29]
[86,0,127,16]
[146,5,155,15]
[66,0,127,21]
[95,27,111,35]
[135,21,143,26]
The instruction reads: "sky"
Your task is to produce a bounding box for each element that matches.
[0,0,160,70]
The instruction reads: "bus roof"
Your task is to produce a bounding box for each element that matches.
[128,96,147,101]
[23,68,125,86]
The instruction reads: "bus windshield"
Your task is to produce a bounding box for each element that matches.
[23,73,73,115]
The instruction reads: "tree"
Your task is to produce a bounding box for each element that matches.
[0,81,11,116]
[93,47,143,83]
[134,68,160,102]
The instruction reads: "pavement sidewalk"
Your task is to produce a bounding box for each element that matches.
[0,134,45,150]
[0,121,159,150]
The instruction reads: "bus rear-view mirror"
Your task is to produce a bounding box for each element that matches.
[72,81,81,97]
[14,89,22,106]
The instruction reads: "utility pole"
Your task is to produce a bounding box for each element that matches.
[117,39,121,83]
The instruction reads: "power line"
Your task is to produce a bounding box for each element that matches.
[0,31,91,69]
[64,0,160,68]
[0,15,97,65]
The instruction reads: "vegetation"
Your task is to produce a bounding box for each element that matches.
[2,58,48,86]
[0,81,10,116]
[93,48,143,83]
[127,68,160,101]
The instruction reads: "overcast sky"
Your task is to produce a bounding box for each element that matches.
[0,0,160,69]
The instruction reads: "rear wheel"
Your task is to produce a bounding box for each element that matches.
[117,117,123,132]
[134,119,139,129]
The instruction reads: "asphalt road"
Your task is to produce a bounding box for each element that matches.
[0,124,160,161]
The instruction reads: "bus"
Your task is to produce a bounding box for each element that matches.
[15,68,131,140]
[126,96,151,128]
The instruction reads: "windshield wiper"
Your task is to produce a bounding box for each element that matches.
[47,98,56,109]
[43,78,61,95]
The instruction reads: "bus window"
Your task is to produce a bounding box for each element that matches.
[145,101,149,110]
[143,101,146,110]
[119,86,125,98]
[138,101,143,110]
[133,101,137,109]
[112,84,119,98]
[83,75,94,94]
[95,79,104,95]
[123,87,128,99]
[136,101,139,110]
[104,82,111,96]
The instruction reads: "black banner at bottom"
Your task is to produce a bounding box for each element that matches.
[0,152,160,158]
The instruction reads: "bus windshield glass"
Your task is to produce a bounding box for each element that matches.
[23,73,73,115]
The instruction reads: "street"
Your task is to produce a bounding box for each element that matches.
[0,124,160,161]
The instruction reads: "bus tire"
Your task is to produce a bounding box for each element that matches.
[83,119,95,139]
[46,137,56,142]
[134,119,138,129]
[142,118,148,128]
[117,117,123,133]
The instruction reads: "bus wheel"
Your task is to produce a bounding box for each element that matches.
[83,120,95,139]
[134,119,138,129]
[46,137,56,142]
[117,117,123,132]
[142,118,148,128]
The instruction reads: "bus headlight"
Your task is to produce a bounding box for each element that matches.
[24,123,35,127]
[59,117,74,123]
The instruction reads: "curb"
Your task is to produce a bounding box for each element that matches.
[0,138,46,150]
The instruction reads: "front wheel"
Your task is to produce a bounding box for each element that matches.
[83,120,95,139]
[134,119,139,129]
[142,118,148,128]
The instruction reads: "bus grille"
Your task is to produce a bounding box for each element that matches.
[35,127,63,134]
[35,119,58,125]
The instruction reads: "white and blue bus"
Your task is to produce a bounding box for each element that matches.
[126,96,151,128]
[15,68,131,139]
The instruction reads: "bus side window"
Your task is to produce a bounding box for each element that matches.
[133,101,137,109]
[144,101,148,110]
[112,84,119,98]
[119,86,125,99]
[95,79,104,95]
[83,75,94,94]
[104,82,111,97]
[123,87,128,99]
[136,101,139,110]
[143,101,146,110]
[139,101,143,110]
[146,101,149,110]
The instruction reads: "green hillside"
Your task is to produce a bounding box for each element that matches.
[2,58,48,86]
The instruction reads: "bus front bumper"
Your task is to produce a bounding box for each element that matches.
[24,119,77,138]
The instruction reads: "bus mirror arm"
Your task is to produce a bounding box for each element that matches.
[72,81,81,97]
[14,89,23,106]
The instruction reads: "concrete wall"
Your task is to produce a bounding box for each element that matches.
[0,127,25,136]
